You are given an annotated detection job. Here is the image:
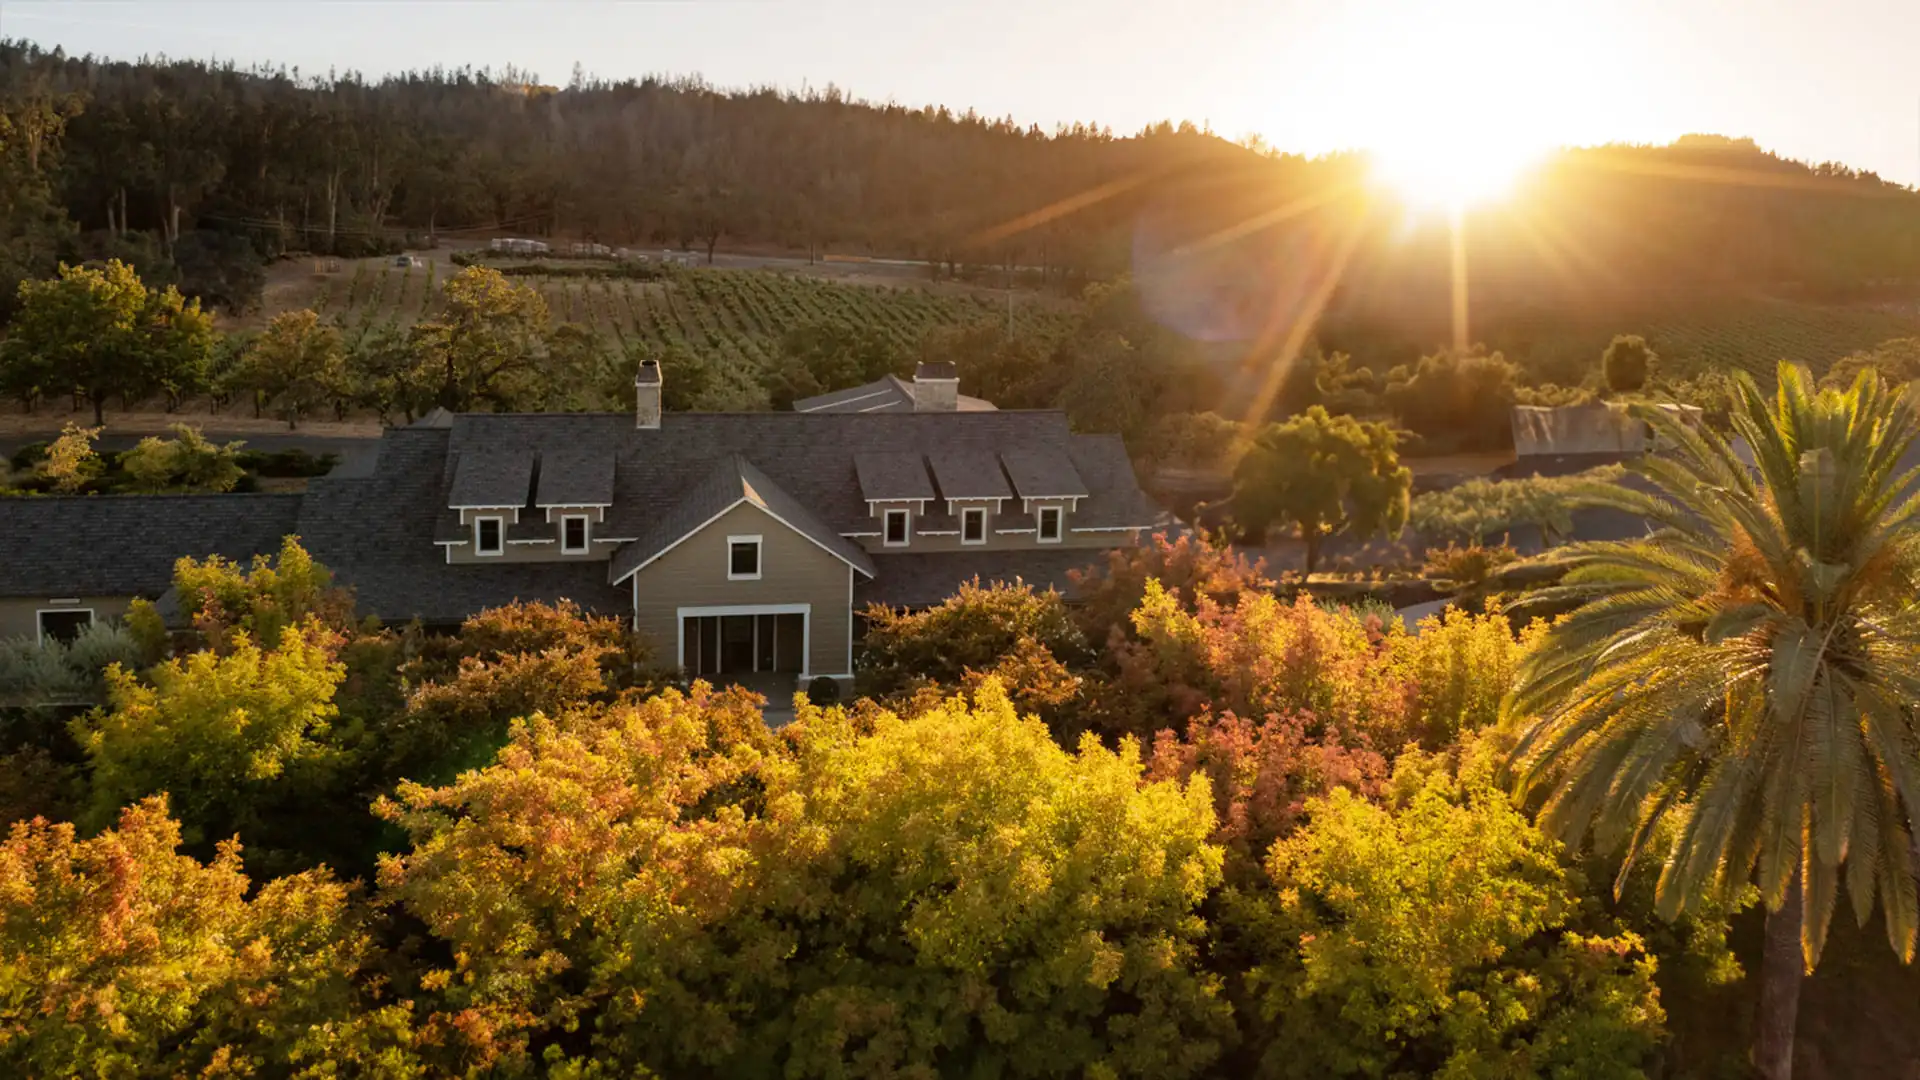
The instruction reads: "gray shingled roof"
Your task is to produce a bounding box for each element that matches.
[0,494,303,599]
[854,451,936,501]
[6,408,1162,629]
[608,454,876,583]
[1065,434,1163,528]
[795,376,916,413]
[298,429,629,624]
[427,412,1155,542]
[1000,447,1089,499]
[305,411,1155,620]
[928,449,1015,501]
[448,450,534,507]
[855,550,1105,609]
[794,374,996,413]
[535,447,616,506]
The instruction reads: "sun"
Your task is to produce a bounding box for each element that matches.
[1367,135,1548,211]
[1270,0,1601,213]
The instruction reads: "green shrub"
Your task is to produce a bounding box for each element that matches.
[1236,767,1664,1079]
[119,425,246,494]
[7,441,48,471]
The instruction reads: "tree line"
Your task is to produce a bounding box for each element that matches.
[2,42,1920,330]
[0,259,1222,458]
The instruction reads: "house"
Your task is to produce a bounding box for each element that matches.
[0,495,304,644]
[1,359,1163,685]
[793,362,997,414]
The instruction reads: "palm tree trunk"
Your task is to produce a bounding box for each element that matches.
[1755,875,1804,1080]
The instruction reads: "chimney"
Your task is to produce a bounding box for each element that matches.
[911,361,959,412]
[635,357,662,429]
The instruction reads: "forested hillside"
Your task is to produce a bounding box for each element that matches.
[4,39,1920,330]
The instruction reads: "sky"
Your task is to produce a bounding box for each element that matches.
[8,0,1920,185]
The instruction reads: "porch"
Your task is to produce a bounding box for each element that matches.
[679,605,805,677]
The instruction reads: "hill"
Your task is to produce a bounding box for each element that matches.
[6,42,1920,322]
[3,42,1920,419]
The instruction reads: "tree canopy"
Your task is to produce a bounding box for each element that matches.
[1230,406,1411,571]
[4,258,212,422]
[1603,333,1657,393]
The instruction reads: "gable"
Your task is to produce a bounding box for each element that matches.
[607,454,876,585]
[628,501,848,586]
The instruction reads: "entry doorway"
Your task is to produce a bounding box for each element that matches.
[681,610,806,678]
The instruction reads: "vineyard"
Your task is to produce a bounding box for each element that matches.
[303,258,1079,377]
[1488,296,1920,384]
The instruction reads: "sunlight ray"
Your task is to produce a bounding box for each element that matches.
[1449,206,1469,353]
[1237,201,1374,432]
[1504,202,1617,292]
[971,170,1158,247]
[1168,181,1355,259]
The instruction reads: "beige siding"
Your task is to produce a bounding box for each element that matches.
[0,596,136,641]
[864,528,1124,554]
[852,499,1137,554]
[457,506,525,527]
[629,501,855,677]
[539,506,606,525]
[445,537,620,565]
[445,505,620,565]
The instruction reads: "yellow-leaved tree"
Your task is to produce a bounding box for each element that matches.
[376,680,1232,1078]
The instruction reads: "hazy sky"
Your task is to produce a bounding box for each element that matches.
[10,0,1920,183]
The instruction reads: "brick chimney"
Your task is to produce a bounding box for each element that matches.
[911,361,958,412]
[635,357,662,429]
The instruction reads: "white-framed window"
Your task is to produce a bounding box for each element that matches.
[883,508,912,547]
[727,534,763,580]
[1037,505,1064,543]
[561,514,591,554]
[36,607,93,646]
[474,515,505,556]
[961,507,987,545]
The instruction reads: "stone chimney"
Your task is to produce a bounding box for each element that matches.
[635,357,662,429]
[911,361,959,412]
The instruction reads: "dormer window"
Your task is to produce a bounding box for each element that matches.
[1038,506,1063,543]
[883,508,911,547]
[561,514,590,554]
[961,507,987,545]
[474,516,504,556]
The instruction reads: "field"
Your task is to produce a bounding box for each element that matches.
[283,255,1079,378]
[1484,296,1920,384]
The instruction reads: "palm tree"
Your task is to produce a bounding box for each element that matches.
[1506,364,1920,1080]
